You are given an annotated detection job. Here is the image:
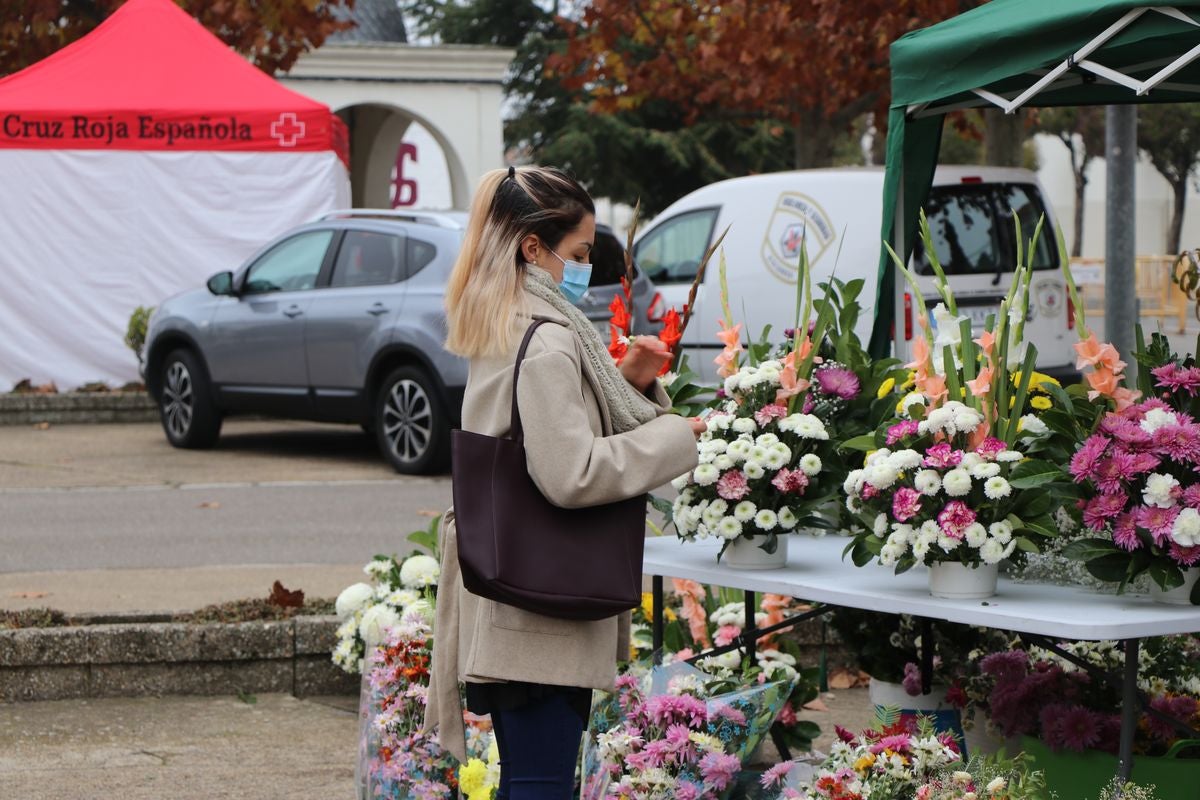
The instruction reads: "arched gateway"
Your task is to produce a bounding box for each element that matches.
[279,43,513,209]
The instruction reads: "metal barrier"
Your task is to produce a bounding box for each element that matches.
[1069,256,1190,333]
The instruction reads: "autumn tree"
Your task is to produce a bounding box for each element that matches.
[554,0,983,170]
[1138,104,1200,254]
[1035,107,1105,257]
[0,0,355,77]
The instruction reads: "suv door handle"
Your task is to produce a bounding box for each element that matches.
[283,305,304,318]
[367,303,388,316]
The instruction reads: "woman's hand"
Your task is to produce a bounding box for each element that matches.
[687,417,707,438]
[619,336,673,392]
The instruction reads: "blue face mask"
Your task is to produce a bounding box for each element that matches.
[551,249,592,303]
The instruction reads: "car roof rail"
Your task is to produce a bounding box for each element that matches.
[317,209,465,229]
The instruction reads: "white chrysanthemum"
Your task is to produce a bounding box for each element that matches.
[697,448,715,465]
[754,509,779,531]
[732,417,757,434]
[980,539,1006,565]
[743,461,766,480]
[778,506,798,530]
[335,617,357,639]
[914,469,942,496]
[748,445,769,463]
[712,414,732,431]
[890,523,915,545]
[984,476,1012,500]
[942,468,973,497]
[954,409,984,433]
[726,440,752,461]
[713,454,735,471]
[755,433,780,448]
[866,463,901,490]
[971,462,1001,480]
[799,453,822,476]
[846,495,863,513]
[873,513,889,536]
[671,474,691,491]
[964,523,988,548]
[723,374,741,395]
[385,589,420,608]
[1019,414,1048,436]
[844,469,865,495]
[899,392,927,418]
[1171,507,1200,547]
[399,554,440,588]
[693,463,720,486]
[762,448,789,471]
[335,582,375,619]
[733,501,757,522]
[959,452,984,470]
[996,450,1023,463]
[937,533,962,552]
[891,449,923,470]
[920,520,941,540]
[780,413,829,439]
[987,777,1008,793]
[702,500,727,528]
[363,558,392,577]
[1144,473,1181,509]
[1141,407,1180,434]
[880,542,905,566]
[702,438,728,455]
[358,603,401,645]
[989,520,1014,543]
[912,537,932,560]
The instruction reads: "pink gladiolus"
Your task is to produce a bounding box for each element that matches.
[967,365,994,397]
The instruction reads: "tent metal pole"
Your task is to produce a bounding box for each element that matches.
[1105,105,1138,384]
[893,159,907,361]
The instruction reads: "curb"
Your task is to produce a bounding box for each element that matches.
[0,614,357,702]
[0,392,158,426]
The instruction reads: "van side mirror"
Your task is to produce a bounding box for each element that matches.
[207,271,235,296]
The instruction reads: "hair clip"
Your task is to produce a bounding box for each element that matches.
[507,165,516,180]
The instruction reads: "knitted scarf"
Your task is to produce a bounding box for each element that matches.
[522,267,657,434]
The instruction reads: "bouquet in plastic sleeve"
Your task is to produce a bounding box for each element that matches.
[582,660,795,800]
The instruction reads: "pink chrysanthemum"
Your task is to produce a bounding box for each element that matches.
[1170,543,1200,566]
[1153,363,1200,396]
[1183,485,1200,508]
[1056,705,1104,752]
[1093,452,1136,494]
[1103,418,1154,450]
[771,468,809,495]
[1127,452,1163,475]
[1147,695,1200,742]
[1156,424,1200,462]
[1112,512,1140,551]
[892,487,923,522]
[1070,435,1111,482]
[924,443,963,469]
[1136,504,1181,546]
[976,437,1007,460]
[870,734,914,755]
[699,752,740,791]
[754,403,788,427]
[716,470,750,501]
[815,365,861,400]
[937,500,976,538]
[1083,491,1128,529]
[760,761,795,789]
[886,420,919,445]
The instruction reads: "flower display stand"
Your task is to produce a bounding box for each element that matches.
[1021,736,1195,800]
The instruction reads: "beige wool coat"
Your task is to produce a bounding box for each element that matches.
[424,289,699,761]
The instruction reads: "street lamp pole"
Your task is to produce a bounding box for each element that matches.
[1105,104,1138,383]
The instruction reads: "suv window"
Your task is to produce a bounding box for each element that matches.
[407,238,437,278]
[243,230,333,294]
[330,231,406,288]
[634,208,719,285]
[915,183,1057,276]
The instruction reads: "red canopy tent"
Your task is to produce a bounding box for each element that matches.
[0,0,351,390]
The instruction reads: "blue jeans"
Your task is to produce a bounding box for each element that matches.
[491,690,585,800]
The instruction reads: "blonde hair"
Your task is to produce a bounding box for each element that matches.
[445,166,594,358]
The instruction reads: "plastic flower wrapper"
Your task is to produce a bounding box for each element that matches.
[581,657,796,800]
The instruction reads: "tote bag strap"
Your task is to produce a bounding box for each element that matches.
[509,317,553,442]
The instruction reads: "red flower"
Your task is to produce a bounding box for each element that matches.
[608,325,628,363]
[608,294,631,336]
[656,308,683,375]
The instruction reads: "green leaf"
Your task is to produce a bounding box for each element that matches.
[1007,459,1062,489]
[649,494,675,519]
[1085,553,1134,584]
[849,539,875,567]
[1149,562,1185,592]
[1013,536,1040,554]
[1063,537,1121,562]
[839,434,879,452]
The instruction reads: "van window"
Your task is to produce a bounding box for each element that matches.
[634,208,719,285]
[915,183,1057,276]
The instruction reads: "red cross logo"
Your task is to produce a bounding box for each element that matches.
[782,224,806,257]
[270,113,306,147]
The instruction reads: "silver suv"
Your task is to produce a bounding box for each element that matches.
[142,210,660,474]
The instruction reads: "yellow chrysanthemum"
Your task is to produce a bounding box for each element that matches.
[664,608,677,622]
[877,377,896,399]
[902,371,916,389]
[459,759,487,797]
[1030,395,1052,411]
[854,753,877,772]
[640,592,654,619]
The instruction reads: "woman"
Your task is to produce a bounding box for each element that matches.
[424,165,703,799]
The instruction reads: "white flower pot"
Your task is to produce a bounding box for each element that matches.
[868,677,950,711]
[723,533,789,570]
[1149,567,1200,605]
[928,561,998,600]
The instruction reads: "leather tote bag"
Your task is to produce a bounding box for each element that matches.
[451,318,647,621]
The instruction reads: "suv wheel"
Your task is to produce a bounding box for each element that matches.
[159,349,222,449]
[374,366,449,474]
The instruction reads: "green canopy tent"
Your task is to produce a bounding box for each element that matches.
[868,1,1200,359]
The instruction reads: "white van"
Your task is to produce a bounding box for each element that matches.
[632,166,1078,385]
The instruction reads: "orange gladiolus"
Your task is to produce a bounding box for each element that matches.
[658,308,682,350]
[776,353,810,405]
[608,294,631,336]
[715,320,743,379]
[967,366,994,397]
[973,329,996,357]
[920,372,948,406]
[608,325,628,363]
[1086,365,1120,398]
[1111,386,1142,411]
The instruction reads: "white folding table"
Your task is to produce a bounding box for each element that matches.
[642,534,1200,781]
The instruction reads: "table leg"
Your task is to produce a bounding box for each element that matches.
[920,617,933,695]
[744,589,757,665]
[652,575,664,665]
[1117,638,1140,782]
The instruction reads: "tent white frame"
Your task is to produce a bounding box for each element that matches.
[908,6,1200,119]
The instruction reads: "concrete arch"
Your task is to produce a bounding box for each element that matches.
[333,101,469,209]
[279,43,512,210]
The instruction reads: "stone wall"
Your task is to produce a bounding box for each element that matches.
[0,392,158,426]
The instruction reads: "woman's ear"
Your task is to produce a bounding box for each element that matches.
[519,234,541,265]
